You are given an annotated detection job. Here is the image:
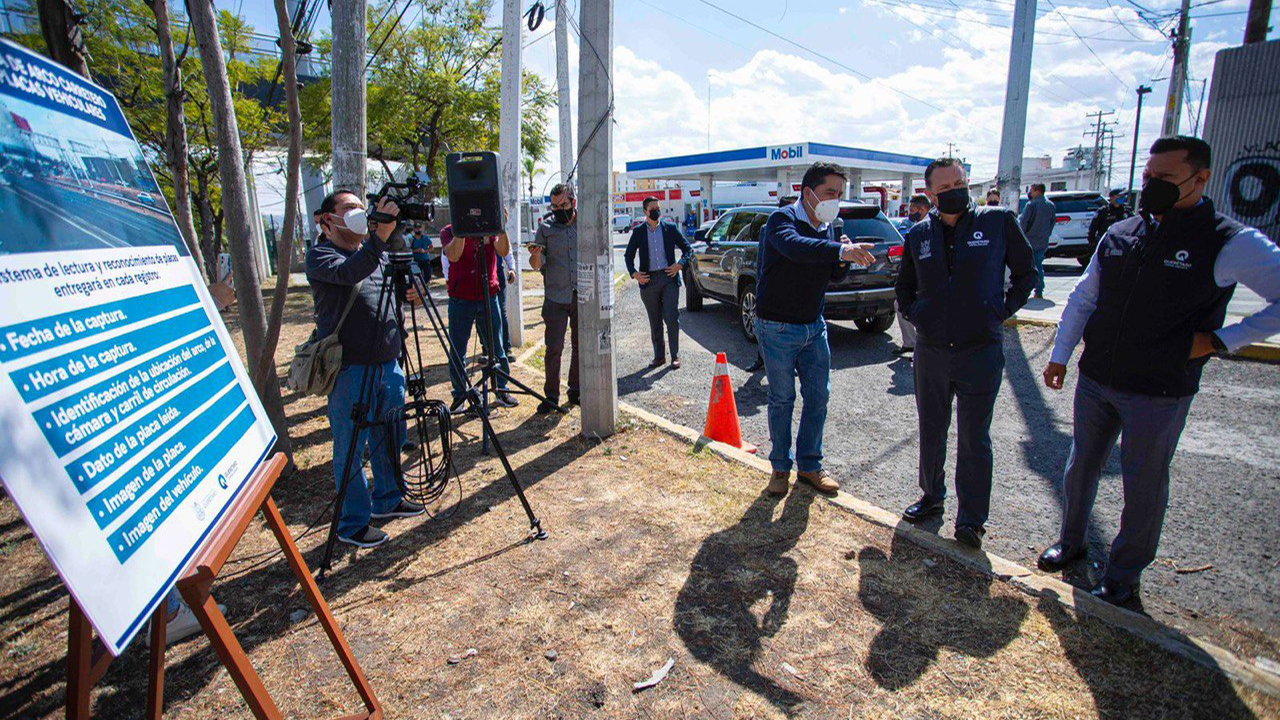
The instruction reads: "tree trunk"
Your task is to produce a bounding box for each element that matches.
[186,0,293,462]
[194,173,218,278]
[147,0,205,282]
[256,0,303,389]
[37,0,89,77]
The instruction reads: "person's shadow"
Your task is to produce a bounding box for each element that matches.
[856,527,1029,690]
[674,489,815,715]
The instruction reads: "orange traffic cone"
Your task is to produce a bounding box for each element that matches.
[703,352,757,453]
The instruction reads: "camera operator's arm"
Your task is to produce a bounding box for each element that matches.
[305,235,384,285]
[368,198,400,242]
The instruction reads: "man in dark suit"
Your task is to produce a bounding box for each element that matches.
[625,196,692,369]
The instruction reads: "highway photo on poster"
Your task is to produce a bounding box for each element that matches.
[0,86,186,255]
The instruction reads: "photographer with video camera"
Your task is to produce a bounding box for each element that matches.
[306,190,426,550]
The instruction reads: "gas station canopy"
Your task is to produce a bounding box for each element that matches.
[625,141,937,185]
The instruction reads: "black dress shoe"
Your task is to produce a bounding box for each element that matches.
[1037,542,1086,572]
[536,399,560,414]
[902,496,944,522]
[1090,578,1138,606]
[954,524,985,549]
[648,357,666,369]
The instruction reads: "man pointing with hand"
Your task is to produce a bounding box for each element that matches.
[755,162,875,499]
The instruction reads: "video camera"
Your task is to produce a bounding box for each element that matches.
[367,171,435,250]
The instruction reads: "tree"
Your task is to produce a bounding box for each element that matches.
[187,0,293,462]
[146,0,205,281]
[257,0,303,389]
[36,0,90,77]
[522,155,543,199]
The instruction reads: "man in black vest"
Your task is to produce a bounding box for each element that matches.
[1037,136,1280,604]
[895,158,1036,549]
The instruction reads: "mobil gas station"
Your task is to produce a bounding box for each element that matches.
[618,142,937,225]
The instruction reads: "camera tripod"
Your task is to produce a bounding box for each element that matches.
[463,236,562,454]
[317,246,547,580]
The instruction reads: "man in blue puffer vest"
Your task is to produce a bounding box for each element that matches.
[894,157,1036,549]
[1036,136,1280,605]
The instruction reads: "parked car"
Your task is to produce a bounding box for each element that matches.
[136,191,156,206]
[1017,191,1106,266]
[684,203,905,342]
[891,216,915,234]
[612,214,633,233]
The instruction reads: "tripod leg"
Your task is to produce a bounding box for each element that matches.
[466,394,547,540]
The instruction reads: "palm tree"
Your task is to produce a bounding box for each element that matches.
[522,156,544,199]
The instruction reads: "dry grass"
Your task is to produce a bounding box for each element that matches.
[0,278,1277,719]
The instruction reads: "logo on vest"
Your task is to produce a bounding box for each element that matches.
[919,239,932,259]
[1164,249,1192,270]
[968,230,989,247]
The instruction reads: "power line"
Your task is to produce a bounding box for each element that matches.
[1044,0,1131,86]
[867,0,1165,42]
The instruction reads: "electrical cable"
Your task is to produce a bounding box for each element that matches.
[366,0,415,70]
[1043,0,1131,86]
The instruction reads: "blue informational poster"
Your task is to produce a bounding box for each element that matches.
[0,39,276,654]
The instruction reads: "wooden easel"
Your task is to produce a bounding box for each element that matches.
[65,453,381,719]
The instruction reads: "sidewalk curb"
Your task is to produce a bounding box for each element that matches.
[1004,317,1280,362]
[615,399,1280,700]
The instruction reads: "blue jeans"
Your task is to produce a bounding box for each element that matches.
[328,360,406,537]
[756,317,831,473]
[1032,248,1047,294]
[496,269,513,356]
[447,295,510,399]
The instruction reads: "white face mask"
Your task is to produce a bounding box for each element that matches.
[336,208,368,236]
[808,189,841,225]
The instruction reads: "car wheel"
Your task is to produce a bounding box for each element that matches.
[738,285,758,343]
[685,268,704,311]
[854,314,894,333]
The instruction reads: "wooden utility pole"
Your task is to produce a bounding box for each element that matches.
[36,0,89,77]
[331,0,367,198]
[187,0,293,461]
[576,0,616,438]
[500,0,525,346]
[147,0,205,282]
[995,0,1038,202]
[1245,0,1271,43]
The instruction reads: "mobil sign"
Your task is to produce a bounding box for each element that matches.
[769,144,804,162]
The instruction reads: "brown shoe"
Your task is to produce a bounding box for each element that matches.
[797,469,839,495]
[766,471,790,497]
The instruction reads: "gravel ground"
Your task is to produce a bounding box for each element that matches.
[612,277,1280,659]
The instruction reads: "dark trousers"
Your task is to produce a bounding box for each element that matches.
[914,340,1004,528]
[496,266,513,356]
[542,295,579,401]
[640,273,679,360]
[1058,373,1193,585]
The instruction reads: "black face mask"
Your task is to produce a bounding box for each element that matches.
[648,208,661,221]
[1140,176,1191,215]
[908,211,923,223]
[552,208,574,224]
[935,187,970,215]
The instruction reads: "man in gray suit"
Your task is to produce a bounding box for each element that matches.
[1018,183,1056,299]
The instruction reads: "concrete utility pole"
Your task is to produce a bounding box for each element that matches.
[995,0,1038,204]
[1162,0,1192,137]
[500,0,525,347]
[1245,0,1271,43]
[37,0,89,77]
[555,0,574,182]
[331,0,367,198]
[577,0,617,438]
[1129,85,1153,211]
[1084,110,1114,191]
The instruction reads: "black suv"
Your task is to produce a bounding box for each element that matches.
[684,203,905,342]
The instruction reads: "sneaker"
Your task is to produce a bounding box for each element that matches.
[370,500,425,519]
[163,601,227,645]
[494,392,519,408]
[338,525,389,548]
[449,395,467,413]
[567,392,580,407]
[536,399,560,414]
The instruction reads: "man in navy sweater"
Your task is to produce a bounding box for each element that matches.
[895,157,1035,550]
[756,162,876,498]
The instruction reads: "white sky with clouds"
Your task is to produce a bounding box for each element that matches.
[235,0,1275,187]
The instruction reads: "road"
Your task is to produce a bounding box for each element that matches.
[0,177,186,255]
[609,253,1280,649]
